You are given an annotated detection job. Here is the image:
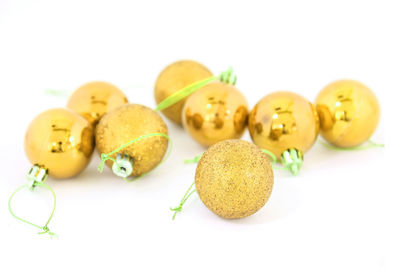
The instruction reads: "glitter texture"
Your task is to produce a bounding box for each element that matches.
[195,139,274,219]
[96,104,168,177]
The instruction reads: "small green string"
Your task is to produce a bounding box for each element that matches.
[170,182,196,220]
[98,132,171,181]
[320,139,385,151]
[44,89,70,97]
[155,67,236,112]
[8,182,57,237]
[183,153,204,164]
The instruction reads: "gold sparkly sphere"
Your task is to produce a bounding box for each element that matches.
[182,82,248,147]
[96,104,168,177]
[67,81,128,126]
[248,91,319,158]
[315,80,380,147]
[24,108,95,179]
[195,139,274,219]
[154,60,213,125]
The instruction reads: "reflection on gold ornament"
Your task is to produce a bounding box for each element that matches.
[154,60,213,125]
[182,82,248,147]
[24,108,95,179]
[96,104,168,177]
[67,81,128,127]
[195,139,274,219]
[315,80,380,147]
[248,91,319,175]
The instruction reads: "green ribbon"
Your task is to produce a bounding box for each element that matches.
[98,132,171,181]
[8,182,57,237]
[320,139,384,151]
[170,182,196,220]
[155,67,236,112]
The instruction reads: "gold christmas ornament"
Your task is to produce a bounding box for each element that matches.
[154,60,213,125]
[67,81,128,126]
[315,80,380,147]
[96,104,169,178]
[248,91,319,175]
[195,139,274,219]
[24,108,95,179]
[182,82,248,147]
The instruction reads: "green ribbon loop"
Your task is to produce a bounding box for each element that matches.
[170,182,196,220]
[320,139,384,151]
[155,67,236,112]
[97,132,171,181]
[8,182,57,238]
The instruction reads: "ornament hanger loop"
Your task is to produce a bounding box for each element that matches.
[170,182,196,220]
[8,166,57,237]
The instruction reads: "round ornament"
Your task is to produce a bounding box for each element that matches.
[248,91,319,175]
[195,139,274,219]
[315,79,380,147]
[182,82,248,147]
[24,108,95,179]
[154,60,213,125]
[67,81,128,126]
[96,104,169,178]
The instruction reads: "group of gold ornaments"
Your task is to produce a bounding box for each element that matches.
[10,60,381,235]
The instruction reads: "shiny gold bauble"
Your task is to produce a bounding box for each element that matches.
[248,91,319,158]
[24,108,95,179]
[195,139,274,219]
[67,81,128,126]
[154,60,213,125]
[96,104,168,177]
[182,82,248,147]
[315,80,380,147]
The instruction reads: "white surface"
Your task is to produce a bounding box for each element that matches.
[0,1,398,266]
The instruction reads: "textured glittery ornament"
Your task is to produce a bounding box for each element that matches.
[248,91,319,159]
[195,139,274,219]
[154,60,213,125]
[24,108,95,179]
[315,80,380,147]
[67,81,128,126]
[96,104,168,177]
[182,82,248,147]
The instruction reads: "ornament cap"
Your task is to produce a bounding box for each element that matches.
[281,148,303,176]
[26,165,48,191]
[112,153,134,178]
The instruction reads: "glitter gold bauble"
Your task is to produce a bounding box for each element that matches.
[96,104,168,177]
[195,139,274,219]
[248,91,319,158]
[67,81,128,126]
[154,60,213,125]
[182,82,248,147]
[315,80,380,147]
[24,108,95,179]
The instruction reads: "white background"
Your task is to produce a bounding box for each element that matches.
[0,0,398,266]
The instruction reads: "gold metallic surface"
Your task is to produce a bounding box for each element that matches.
[24,108,95,179]
[195,139,274,219]
[248,91,319,158]
[154,60,213,125]
[96,104,168,177]
[67,81,128,126]
[182,82,248,147]
[315,80,380,147]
